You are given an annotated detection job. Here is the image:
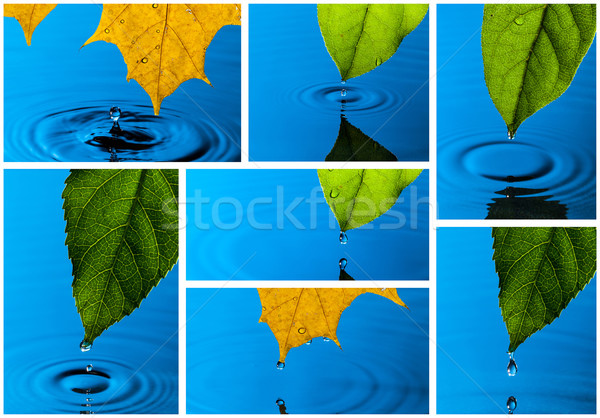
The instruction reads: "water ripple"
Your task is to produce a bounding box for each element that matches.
[438,127,595,219]
[6,101,240,162]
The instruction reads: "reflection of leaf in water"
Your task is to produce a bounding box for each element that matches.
[339,269,355,281]
[482,4,596,138]
[83,4,241,115]
[4,4,57,46]
[326,116,397,162]
[492,227,596,352]
[258,288,406,362]
[63,169,179,344]
[318,4,428,80]
[317,169,422,231]
[486,186,567,219]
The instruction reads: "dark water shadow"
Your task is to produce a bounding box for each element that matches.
[326,116,397,162]
[486,185,568,219]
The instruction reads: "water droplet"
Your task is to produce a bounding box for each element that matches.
[507,352,517,376]
[305,339,312,345]
[141,57,149,64]
[262,306,266,311]
[323,337,330,342]
[381,288,386,291]
[339,231,348,244]
[104,28,110,33]
[276,398,285,406]
[507,396,517,414]
[186,8,192,13]
[514,16,524,25]
[341,89,347,97]
[155,45,160,49]
[341,80,346,85]
[152,3,158,8]
[156,29,160,33]
[86,398,93,402]
[80,340,92,352]
[131,40,135,44]
[330,189,340,198]
[339,258,347,270]
[276,361,285,370]
[119,19,124,24]
[298,327,306,334]
[109,106,121,122]
[508,129,515,140]
[376,57,382,66]
[86,364,93,372]
[328,168,334,172]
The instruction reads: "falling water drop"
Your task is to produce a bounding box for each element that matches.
[341,89,347,97]
[323,337,330,342]
[507,396,517,414]
[339,258,347,270]
[339,231,348,244]
[80,340,92,352]
[276,398,285,406]
[305,339,312,345]
[86,364,93,372]
[109,106,121,122]
[341,80,346,85]
[86,398,93,402]
[276,361,285,370]
[514,15,524,25]
[507,352,517,376]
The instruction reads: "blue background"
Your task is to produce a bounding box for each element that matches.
[437,5,596,219]
[186,169,429,280]
[4,5,241,162]
[187,288,429,413]
[4,170,178,413]
[437,228,596,414]
[250,4,429,162]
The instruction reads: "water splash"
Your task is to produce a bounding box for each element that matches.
[507,396,517,414]
[109,106,121,123]
[339,258,347,270]
[507,352,517,376]
[339,231,348,244]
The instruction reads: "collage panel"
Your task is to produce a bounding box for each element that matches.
[186,169,429,280]
[437,4,596,219]
[4,4,241,162]
[249,4,429,162]
[4,169,179,413]
[186,287,429,413]
[437,227,596,413]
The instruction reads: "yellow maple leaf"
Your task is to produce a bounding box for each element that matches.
[83,4,241,115]
[258,288,407,363]
[4,4,57,46]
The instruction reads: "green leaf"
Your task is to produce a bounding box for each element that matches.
[492,227,596,352]
[326,116,397,161]
[63,169,179,344]
[318,4,428,80]
[482,4,596,138]
[317,169,422,231]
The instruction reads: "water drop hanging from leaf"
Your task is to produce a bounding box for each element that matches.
[83,4,241,115]
[482,4,596,138]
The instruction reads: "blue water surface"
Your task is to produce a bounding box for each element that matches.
[250,4,429,161]
[437,5,596,219]
[4,5,241,162]
[437,228,596,414]
[186,288,429,413]
[4,170,178,413]
[186,169,429,280]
